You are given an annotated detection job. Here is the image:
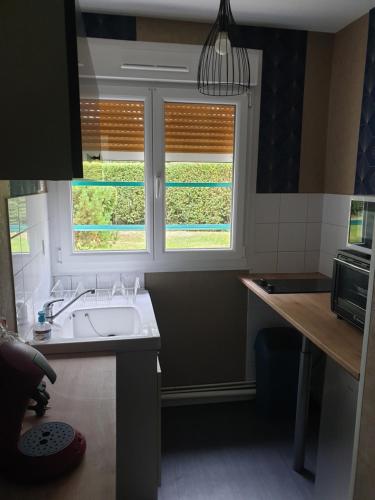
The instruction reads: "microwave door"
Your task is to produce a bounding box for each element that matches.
[333,258,369,328]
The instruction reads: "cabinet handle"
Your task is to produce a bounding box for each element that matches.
[333,258,370,274]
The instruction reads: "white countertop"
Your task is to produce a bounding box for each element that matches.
[27,290,161,355]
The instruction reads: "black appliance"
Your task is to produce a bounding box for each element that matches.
[331,249,371,331]
[0,340,86,483]
[254,278,332,294]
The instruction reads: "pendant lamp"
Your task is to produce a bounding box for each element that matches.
[197,0,251,96]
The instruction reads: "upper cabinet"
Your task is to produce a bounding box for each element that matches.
[0,0,95,180]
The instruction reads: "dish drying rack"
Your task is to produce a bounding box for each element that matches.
[50,278,140,307]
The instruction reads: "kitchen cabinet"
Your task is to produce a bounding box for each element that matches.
[314,357,359,500]
[0,0,94,180]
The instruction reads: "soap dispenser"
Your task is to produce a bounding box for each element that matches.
[33,311,51,342]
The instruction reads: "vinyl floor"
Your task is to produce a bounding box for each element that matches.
[158,400,318,500]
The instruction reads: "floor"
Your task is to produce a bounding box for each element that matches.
[158,400,318,500]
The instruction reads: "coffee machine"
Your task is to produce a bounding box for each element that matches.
[0,340,86,483]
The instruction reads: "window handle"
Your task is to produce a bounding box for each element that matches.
[155,175,162,199]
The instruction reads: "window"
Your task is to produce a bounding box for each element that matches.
[153,88,248,264]
[163,102,235,250]
[57,86,250,270]
[73,99,148,252]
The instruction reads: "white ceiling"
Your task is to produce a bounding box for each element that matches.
[80,0,375,33]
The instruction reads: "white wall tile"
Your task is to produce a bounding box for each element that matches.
[320,224,329,254]
[97,272,121,289]
[278,223,306,252]
[41,216,51,263]
[307,194,323,222]
[305,251,320,272]
[252,252,278,273]
[25,193,48,227]
[336,194,351,227]
[279,194,308,222]
[22,225,44,265]
[71,274,97,290]
[322,195,335,226]
[319,252,335,277]
[54,275,73,291]
[321,223,347,256]
[13,271,25,305]
[277,252,306,273]
[306,223,322,251]
[335,224,348,253]
[322,194,351,227]
[255,194,280,223]
[20,231,33,268]
[254,224,279,252]
[17,298,34,340]
[23,255,42,302]
[120,272,145,289]
[8,193,51,338]
[251,193,331,273]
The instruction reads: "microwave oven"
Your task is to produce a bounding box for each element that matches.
[331,249,370,331]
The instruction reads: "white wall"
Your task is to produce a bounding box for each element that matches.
[8,193,52,338]
[246,192,352,381]
[319,194,351,276]
[251,193,323,273]
[251,193,353,277]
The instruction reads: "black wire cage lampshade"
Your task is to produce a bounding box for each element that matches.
[197,0,251,96]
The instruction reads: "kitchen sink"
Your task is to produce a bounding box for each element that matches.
[70,306,143,338]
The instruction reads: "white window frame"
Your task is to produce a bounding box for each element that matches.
[50,86,155,272]
[152,87,248,264]
[49,82,257,274]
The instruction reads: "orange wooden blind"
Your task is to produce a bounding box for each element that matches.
[81,100,144,152]
[80,99,235,154]
[165,102,234,154]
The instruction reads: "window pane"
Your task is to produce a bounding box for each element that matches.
[72,100,146,252]
[164,102,235,250]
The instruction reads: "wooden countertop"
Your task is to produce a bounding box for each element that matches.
[241,273,363,379]
[0,354,116,499]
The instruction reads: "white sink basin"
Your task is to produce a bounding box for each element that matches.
[30,291,160,355]
[71,306,143,338]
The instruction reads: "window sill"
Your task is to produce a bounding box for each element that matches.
[53,253,248,275]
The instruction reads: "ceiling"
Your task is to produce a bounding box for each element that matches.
[80,0,375,33]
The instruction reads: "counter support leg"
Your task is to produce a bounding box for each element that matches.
[293,336,313,473]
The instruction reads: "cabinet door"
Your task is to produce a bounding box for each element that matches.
[314,357,359,500]
[0,0,83,180]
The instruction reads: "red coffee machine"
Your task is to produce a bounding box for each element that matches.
[0,340,86,483]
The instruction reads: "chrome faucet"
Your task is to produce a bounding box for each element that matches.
[43,289,95,324]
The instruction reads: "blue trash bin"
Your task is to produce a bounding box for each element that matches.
[254,327,302,418]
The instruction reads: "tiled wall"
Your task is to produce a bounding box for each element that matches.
[319,194,351,276]
[8,193,51,338]
[252,193,323,273]
[252,193,352,276]
[52,272,144,292]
